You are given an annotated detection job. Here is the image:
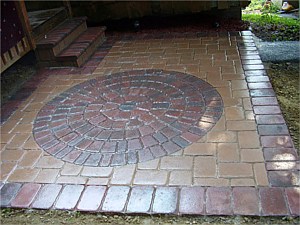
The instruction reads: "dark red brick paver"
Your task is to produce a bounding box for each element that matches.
[232,187,259,215]
[285,188,300,215]
[261,136,294,148]
[179,187,205,215]
[206,187,232,215]
[268,171,299,187]
[260,188,288,216]
[1,184,299,216]
[11,183,41,208]
[33,70,223,167]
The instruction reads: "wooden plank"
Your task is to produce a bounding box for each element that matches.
[21,36,29,49]
[9,47,18,60]
[16,40,24,54]
[1,56,5,70]
[15,0,36,49]
[63,0,73,18]
[2,52,11,62]
[218,1,230,9]
[1,37,31,73]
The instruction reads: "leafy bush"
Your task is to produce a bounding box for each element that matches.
[261,2,280,13]
[245,0,265,11]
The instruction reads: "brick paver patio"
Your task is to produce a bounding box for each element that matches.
[1,30,299,216]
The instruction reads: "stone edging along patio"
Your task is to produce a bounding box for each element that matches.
[1,183,299,216]
[0,31,299,216]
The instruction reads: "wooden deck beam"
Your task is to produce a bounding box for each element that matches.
[15,0,36,50]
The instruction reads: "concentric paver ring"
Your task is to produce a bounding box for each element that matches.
[33,69,223,166]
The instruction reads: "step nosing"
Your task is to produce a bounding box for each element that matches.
[36,17,87,46]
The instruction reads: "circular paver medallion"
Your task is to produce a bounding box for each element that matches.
[33,70,223,166]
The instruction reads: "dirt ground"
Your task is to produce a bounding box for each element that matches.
[1,208,299,225]
[267,62,299,153]
[1,52,37,105]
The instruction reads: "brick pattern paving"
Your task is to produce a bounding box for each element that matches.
[33,70,222,166]
[1,183,299,216]
[1,38,116,123]
[1,30,299,216]
[236,34,299,188]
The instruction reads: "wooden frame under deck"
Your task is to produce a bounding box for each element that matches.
[1,0,72,73]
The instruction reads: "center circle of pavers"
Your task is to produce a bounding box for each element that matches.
[33,69,223,167]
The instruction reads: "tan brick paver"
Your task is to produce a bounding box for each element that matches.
[217,143,240,162]
[18,150,42,167]
[1,162,16,180]
[34,169,60,183]
[194,178,229,186]
[87,178,109,185]
[61,164,83,176]
[238,131,260,148]
[138,159,160,170]
[1,133,15,144]
[160,157,193,170]
[5,133,30,149]
[81,166,113,177]
[219,163,253,178]
[169,171,192,186]
[241,149,264,162]
[134,170,168,185]
[184,143,216,156]
[8,168,40,182]
[2,36,272,188]
[254,163,269,186]
[35,156,64,169]
[56,176,87,185]
[194,157,216,177]
[23,137,39,150]
[1,149,24,161]
[110,165,136,185]
[231,178,255,186]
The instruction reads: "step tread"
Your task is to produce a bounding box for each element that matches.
[29,7,66,30]
[37,17,87,46]
[57,27,106,59]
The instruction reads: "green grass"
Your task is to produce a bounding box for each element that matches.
[243,13,300,27]
[242,13,300,41]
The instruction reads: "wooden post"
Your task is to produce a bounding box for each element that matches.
[63,0,73,18]
[14,0,36,49]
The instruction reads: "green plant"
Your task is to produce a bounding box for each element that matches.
[245,0,265,11]
[242,13,300,41]
[261,2,281,13]
[243,13,300,27]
